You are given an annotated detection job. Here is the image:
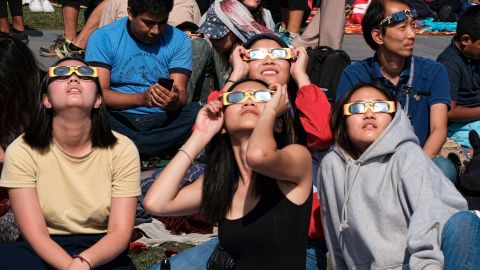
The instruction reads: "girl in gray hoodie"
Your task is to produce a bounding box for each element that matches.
[319,82,480,269]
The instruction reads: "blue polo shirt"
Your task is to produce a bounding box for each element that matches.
[336,54,451,147]
[437,38,480,108]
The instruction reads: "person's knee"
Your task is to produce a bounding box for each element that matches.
[447,211,480,225]
[444,211,480,234]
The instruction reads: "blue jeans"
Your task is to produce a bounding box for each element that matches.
[108,102,201,158]
[146,237,218,270]
[432,157,458,184]
[442,211,480,270]
[306,239,328,270]
[146,237,327,270]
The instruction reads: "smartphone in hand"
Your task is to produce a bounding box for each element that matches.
[158,78,174,91]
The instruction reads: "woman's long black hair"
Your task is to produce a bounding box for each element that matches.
[201,78,296,224]
[0,35,41,150]
[24,57,117,151]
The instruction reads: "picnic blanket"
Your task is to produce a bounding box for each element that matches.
[344,18,456,35]
[134,218,218,246]
[135,164,215,247]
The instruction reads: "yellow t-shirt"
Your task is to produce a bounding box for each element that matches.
[0,132,141,235]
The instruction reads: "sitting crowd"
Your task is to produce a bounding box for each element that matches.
[1,0,480,269]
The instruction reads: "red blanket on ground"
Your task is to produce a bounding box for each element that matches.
[156,213,214,235]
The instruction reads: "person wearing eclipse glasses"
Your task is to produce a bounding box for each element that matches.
[319,81,480,270]
[0,58,140,269]
[223,33,334,270]
[336,0,457,183]
[226,33,334,154]
[144,78,313,269]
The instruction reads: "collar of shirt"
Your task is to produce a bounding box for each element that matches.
[371,53,412,88]
[450,37,480,66]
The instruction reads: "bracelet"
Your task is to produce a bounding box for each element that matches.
[227,79,236,84]
[73,254,92,269]
[178,148,194,165]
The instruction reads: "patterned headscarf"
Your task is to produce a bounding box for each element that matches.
[198,0,274,42]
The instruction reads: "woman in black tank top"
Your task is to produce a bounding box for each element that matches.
[144,78,313,269]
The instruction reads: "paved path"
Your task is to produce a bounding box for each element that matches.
[27,29,453,69]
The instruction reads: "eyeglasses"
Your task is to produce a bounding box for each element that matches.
[243,48,292,61]
[379,9,417,27]
[343,101,396,116]
[48,66,98,80]
[223,90,274,106]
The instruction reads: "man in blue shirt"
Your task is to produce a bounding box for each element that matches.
[437,6,480,149]
[336,0,455,181]
[86,0,200,159]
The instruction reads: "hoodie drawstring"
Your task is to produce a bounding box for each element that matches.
[340,162,361,232]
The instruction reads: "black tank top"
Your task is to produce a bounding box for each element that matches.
[218,181,312,270]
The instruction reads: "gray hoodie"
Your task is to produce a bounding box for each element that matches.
[318,108,467,270]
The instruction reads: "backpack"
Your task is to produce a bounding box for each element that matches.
[306,46,351,102]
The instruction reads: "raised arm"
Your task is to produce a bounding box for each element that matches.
[290,47,312,87]
[246,83,312,184]
[143,100,225,216]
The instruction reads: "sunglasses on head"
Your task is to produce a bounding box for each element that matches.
[48,66,98,80]
[343,101,396,116]
[243,48,293,61]
[379,9,417,27]
[223,89,275,106]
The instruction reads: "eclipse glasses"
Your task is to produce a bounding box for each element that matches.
[243,48,293,61]
[343,101,396,116]
[48,66,98,80]
[379,9,417,27]
[223,90,275,106]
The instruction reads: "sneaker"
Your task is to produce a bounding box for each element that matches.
[55,40,85,59]
[29,0,43,12]
[39,35,65,57]
[41,0,55,12]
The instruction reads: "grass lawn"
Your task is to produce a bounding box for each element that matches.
[129,242,195,270]
[23,6,85,30]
